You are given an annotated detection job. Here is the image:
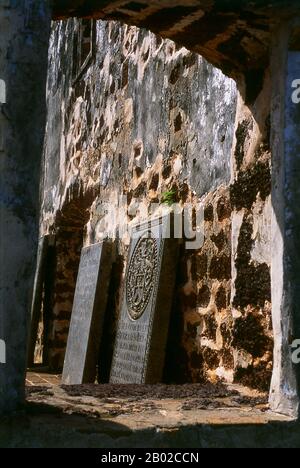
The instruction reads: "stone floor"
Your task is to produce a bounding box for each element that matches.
[0,372,299,448]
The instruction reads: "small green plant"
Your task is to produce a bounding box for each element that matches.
[161,189,177,206]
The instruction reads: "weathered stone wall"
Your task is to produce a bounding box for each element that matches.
[42,20,236,223]
[46,228,83,370]
[164,185,233,384]
[40,18,273,389]
[230,75,273,391]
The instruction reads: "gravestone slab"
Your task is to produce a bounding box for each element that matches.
[28,235,54,367]
[110,215,179,384]
[62,241,113,385]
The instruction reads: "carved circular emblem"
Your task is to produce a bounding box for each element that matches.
[126,233,158,321]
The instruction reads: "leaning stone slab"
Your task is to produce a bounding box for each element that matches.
[110,215,179,384]
[27,235,54,367]
[62,241,113,385]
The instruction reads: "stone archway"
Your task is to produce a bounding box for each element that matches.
[1,0,300,418]
[49,0,300,417]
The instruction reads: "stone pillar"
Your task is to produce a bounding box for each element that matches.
[270,21,300,418]
[0,1,50,413]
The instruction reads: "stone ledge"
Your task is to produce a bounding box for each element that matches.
[1,381,298,447]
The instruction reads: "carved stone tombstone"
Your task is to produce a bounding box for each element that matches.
[110,215,179,384]
[28,235,53,367]
[62,241,113,385]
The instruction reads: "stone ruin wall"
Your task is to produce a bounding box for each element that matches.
[40,18,273,390]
